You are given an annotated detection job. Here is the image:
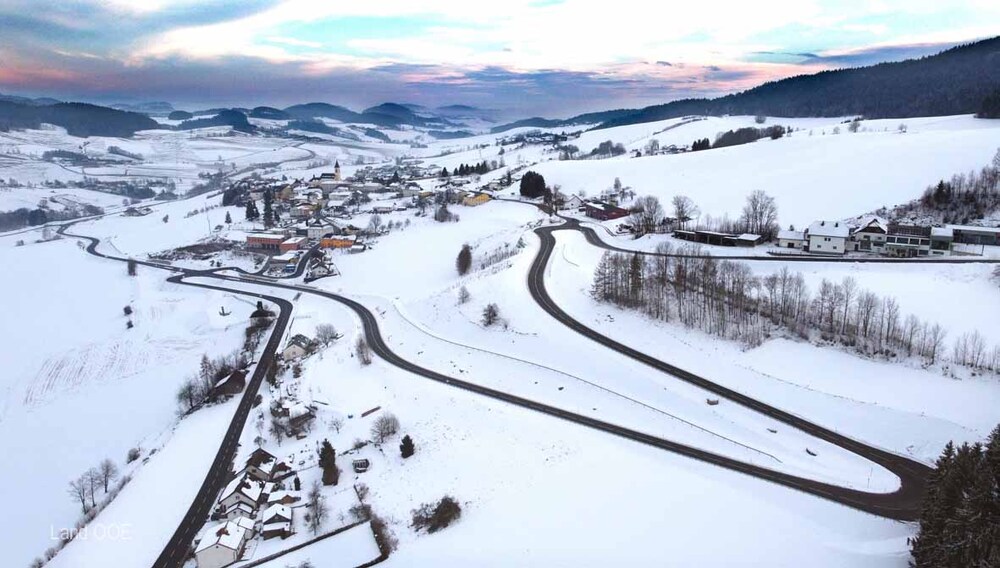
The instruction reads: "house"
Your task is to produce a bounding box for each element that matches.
[250,301,274,324]
[560,195,584,211]
[260,504,294,540]
[282,334,316,360]
[400,183,424,197]
[372,205,395,215]
[583,201,629,221]
[352,458,371,473]
[290,204,314,219]
[850,215,889,252]
[321,234,357,249]
[237,448,280,483]
[247,234,286,252]
[218,475,265,514]
[462,192,491,207]
[286,402,316,437]
[266,490,301,506]
[777,229,806,249]
[280,236,308,252]
[306,222,337,240]
[806,220,849,254]
[195,516,255,568]
[220,501,256,521]
[213,370,246,398]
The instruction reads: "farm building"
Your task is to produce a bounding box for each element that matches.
[583,201,629,221]
[777,229,806,249]
[463,192,491,207]
[195,516,255,568]
[213,370,246,398]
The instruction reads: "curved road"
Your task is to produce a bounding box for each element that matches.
[56,205,939,566]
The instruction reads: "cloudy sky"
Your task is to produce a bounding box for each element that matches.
[0,0,997,117]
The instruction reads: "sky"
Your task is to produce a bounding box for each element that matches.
[0,0,997,117]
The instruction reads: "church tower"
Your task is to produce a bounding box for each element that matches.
[334,160,341,181]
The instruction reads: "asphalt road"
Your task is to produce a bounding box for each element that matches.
[54,206,938,567]
[529,220,931,520]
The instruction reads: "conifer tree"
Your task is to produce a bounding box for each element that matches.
[400,435,415,458]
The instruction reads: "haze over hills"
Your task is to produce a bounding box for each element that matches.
[1,35,999,141]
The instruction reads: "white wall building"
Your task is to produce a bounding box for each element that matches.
[195,516,254,568]
[807,220,850,254]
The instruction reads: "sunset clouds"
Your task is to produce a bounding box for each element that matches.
[0,0,995,114]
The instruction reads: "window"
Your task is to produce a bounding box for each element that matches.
[886,236,896,243]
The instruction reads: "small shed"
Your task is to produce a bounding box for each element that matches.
[352,459,371,473]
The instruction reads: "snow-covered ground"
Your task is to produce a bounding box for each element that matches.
[0,237,253,567]
[4,111,1000,567]
[524,115,1000,225]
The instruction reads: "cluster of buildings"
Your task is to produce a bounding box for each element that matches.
[196,449,300,568]
[778,216,1000,256]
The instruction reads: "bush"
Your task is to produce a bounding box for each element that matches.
[371,513,398,556]
[411,496,462,533]
[519,171,546,199]
[126,447,141,463]
[481,303,500,327]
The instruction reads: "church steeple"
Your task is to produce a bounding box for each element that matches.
[334,160,341,181]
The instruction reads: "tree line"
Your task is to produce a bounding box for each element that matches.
[910,425,1000,566]
[889,148,1000,225]
[590,246,1000,374]
[628,191,779,240]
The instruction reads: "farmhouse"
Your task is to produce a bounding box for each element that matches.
[195,516,255,568]
[213,370,246,398]
[282,334,316,360]
[806,220,849,254]
[583,201,629,221]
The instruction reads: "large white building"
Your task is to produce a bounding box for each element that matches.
[807,220,850,254]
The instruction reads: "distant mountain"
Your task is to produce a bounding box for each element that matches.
[111,101,174,116]
[0,100,159,137]
[177,109,254,133]
[0,93,61,106]
[249,106,290,120]
[283,103,364,123]
[596,35,1000,130]
[428,130,475,140]
[436,104,499,122]
[490,109,635,133]
[168,110,194,120]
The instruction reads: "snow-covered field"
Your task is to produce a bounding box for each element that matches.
[3,111,1000,567]
[525,115,1000,225]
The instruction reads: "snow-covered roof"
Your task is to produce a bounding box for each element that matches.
[854,215,888,233]
[272,253,297,263]
[267,490,301,504]
[735,233,761,241]
[287,402,312,419]
[931,227,954,238]
[284,236,307,244]
[808,220,850,238]
[262,521,292,534]
[196,517,253,553]
[777,229,805,241]
[220,474,264,504]
[262,503,292,523]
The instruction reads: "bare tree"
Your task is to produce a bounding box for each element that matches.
[68,475,89,513]
[85,467,101,507]
[671,195,699,229]
[457,285,471,305]
[329,417,344,434]
[306,481,328,535]
[316,323,340,346]
[367,213,383,236]
[270,417,286,446]
[98,458,119,493]
[629,195,664,237]
[371,413,400,445]
[739,190,779,240]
